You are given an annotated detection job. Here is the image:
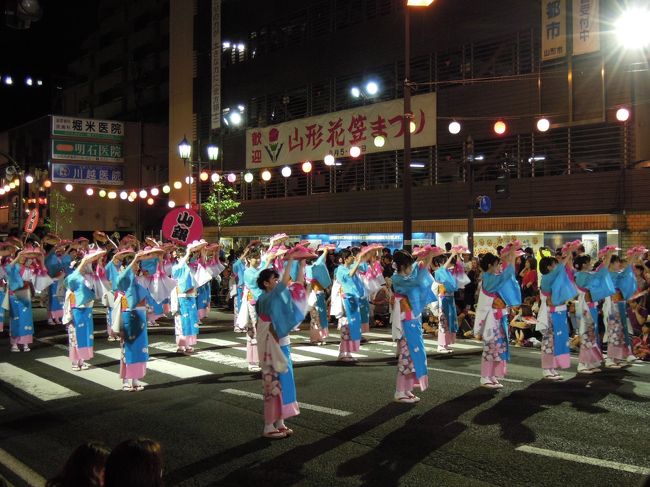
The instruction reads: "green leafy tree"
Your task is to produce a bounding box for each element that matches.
[202,180,243,240]
[44,189,76,235]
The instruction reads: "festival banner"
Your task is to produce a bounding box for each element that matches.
[245,92,437,168]
[572,0,599,56]
[162,208,204,246]
[542,0,567,61]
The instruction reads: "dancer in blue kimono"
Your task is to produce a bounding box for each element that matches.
[432,251,462,353]
[255,256,305,439]
[307,247,332,345]
[232,243,257,332]
[574,250,615,374]
[44,240,67,325]
[335,249,367,362]
[391,250,435,403]
[6,249,38,352]
[63,250,105,370]
[238,247,274,371]
[604,250,644,368]
[474,249,520,388]
[115,251,150,391]
[537,251,577,380]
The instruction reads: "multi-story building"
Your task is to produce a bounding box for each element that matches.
[62,0,170,123]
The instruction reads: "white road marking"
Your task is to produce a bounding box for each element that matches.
[516,445,650,475]
[363,332,481,350]
[363,332,394,340]
[529,351,579,361]
[293,346,364,358]
[37,356,145,390]
[0,363,79,401]
[430,367,523,383]
[220,388,353,416]
[149,342,249,369]
[230,346,320,363]
[198,338,241,347]
[95,349,211,379]
[0,447,46,487]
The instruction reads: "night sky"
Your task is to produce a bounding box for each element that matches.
[0,0,98,131]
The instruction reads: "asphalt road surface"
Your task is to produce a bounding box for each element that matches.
[0,308,649,486]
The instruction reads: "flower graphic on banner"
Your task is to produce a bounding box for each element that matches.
[264,128,283,163]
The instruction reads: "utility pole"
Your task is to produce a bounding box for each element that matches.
[466,136,475,258]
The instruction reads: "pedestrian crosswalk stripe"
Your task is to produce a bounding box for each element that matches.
[442,342,482,350]
[36,356,146,390]
[293,345,363,359]
[363,332,481,350]
[0,362,79,401]
[220,388,353,417]
[231,346,320,363]
[516,445,650,475]
[362,332,394,340]
[198,338,241,347]
[149,342,249,369]
[95,349,212,379]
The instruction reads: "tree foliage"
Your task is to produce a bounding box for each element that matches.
[44,189,76,235]
[202,181,243,239]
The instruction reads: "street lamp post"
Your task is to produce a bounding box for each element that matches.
[403,0,434,251]
[403,3,413,251]
[177,136,192,208]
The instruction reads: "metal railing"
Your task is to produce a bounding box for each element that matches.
[195,120,632,202]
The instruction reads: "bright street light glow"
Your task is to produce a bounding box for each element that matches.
[173,181,182,189]
[25,77,33,86]
[350,86,361,98]
[229,111,242,125]
[350,146,361,158]
[448,121,461,134]
[244,172,254,183]
[227,173,237,183]
[168,200,176,208]
[409,121,416,133]
[615,7,650,49]
[162,184,171,193]
[207,144,219,161]
[407,0,434,6]
[99,189,107,198]
[211,173,220,183]
[366,81,379,95]
[302,161,312,173]
[120,191,128,200]
[493,120,507,135]
[108,191,117,199]
[281,166,292,177]
[150,187,160,196]
[200,171,209,181]
[177,136,191,159]
[616,107,630,122]
[139,189,148,198]
[147,197,154,205]
[129,191,137,199]
[36,80,43,86]
[24,174,34,184]
[86,188,94,196]
[261,170,272,181]
[65,184,73,192]
[374,135,385,148]
[324,154,335,166]
[536,118,550,132]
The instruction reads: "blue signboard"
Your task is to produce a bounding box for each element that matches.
[52,163,124,186]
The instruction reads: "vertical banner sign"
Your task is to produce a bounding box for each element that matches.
[572,0,599,56]
[211,0,221,130]
[24,209,39,234]
[542,0,567,61]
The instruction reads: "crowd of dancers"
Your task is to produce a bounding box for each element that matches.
[1,231,646,439]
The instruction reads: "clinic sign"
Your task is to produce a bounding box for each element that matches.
[52,163,124,186]
[51,139,124,163]
[246,92,437,168]
[52,116,125,141]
